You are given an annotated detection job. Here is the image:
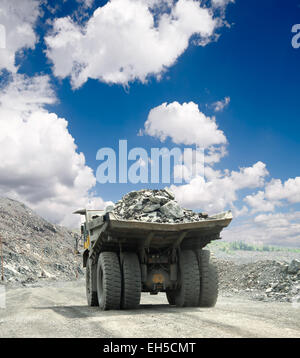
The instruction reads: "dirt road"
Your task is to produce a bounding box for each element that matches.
[0,280,299,338]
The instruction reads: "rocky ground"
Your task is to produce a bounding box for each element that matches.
[216,257,300,303]
[208,243,300,303]
[1,281,299,338]
[0,197,83,285]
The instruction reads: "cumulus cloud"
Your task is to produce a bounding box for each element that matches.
[230,176,300,247]
[212,96,230,112]
[45,0,225,88]
[244,191,278,213]
[244,177,300,214]
[265,177,300,203]
[144,101,227,147]
[0,0,40,72]
[143,101,227,183]
[223,212,300,247]
[142,101,269,215]
[170,161,268,213]
[0,74,110,227]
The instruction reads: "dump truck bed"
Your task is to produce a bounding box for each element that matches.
[103,210,233,250]
[79,208,233,307]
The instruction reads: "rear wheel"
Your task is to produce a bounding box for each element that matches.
[174,250,200,307]
[86,258,98,306]
[197,249,218,307]
[121,252,141,309]
[97,252,122,310]
[166,290,176,305]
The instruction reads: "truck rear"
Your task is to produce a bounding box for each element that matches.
[75,208,232,310]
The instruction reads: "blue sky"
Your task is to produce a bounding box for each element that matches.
[46,0,300,200]
[0,0,300,246]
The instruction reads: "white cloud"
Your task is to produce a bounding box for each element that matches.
[143,101,227,184]
[142,0,174,7]
[0,0,40,72]
[0,74,109,227]
[142,101,268,214]
[144,101,227,147]
[212,96,230,112]
[170,161,268,213]
[265,177,300,203]
[211,0,234,8]
[244,177,300,214]
[45,0,225,88]
[172,146,227,183]
[223,212,300,247]
[244,191,278,213]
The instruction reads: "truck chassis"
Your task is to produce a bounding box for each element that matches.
[75,209,232,310]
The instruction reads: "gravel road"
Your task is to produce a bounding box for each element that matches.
[0,280,299,338]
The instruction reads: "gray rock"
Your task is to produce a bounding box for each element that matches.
[0,197,83,284]
[104,205,115,213]
[159,200,185,219]
[217,257,300,303]
[149,195,169,205]
[143,203,161,213]
[112,189,207,224]
[163,187,175,200]
[287,259,300,274]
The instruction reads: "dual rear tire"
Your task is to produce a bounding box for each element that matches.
[166,249,218,308]
[173,250,200,307]
[197,249,218,307]
[87,248,218,310]
[121,252,141,309]
[87,251,141,310]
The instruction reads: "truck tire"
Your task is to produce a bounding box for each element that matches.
[175,250,200,307]
[86,259,98,306]
[166,290,176,305]
[197,249,218,307]
[97,252,122,310]
[121,252,141,309]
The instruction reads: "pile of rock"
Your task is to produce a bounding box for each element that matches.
[217,258,300,303]
[0,197,83,285]
[111,189,208,223]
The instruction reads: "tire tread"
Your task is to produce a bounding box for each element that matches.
[175,250,200,307]
[121,252,141,309]
[97,252,121,310]
[197,249,218,307]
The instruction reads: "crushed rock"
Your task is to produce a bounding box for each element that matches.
[112,189,208,223]
[0,197,83,286]
[217,259,300,303]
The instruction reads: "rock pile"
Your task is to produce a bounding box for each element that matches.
[112,189,208,223]
[217,258,300,303]
[0,197,83,285]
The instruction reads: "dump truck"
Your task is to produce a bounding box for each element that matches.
[74,208,233,310]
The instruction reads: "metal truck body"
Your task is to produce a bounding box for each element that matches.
[75,208,233,310]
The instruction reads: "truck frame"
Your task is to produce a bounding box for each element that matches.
[74,209,233,310]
